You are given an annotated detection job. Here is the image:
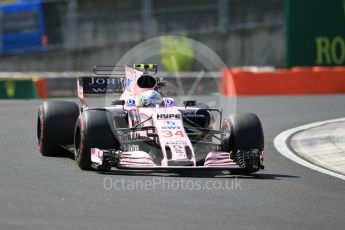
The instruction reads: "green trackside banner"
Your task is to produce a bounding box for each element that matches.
[0,80,38,99]
[286,0,345,67]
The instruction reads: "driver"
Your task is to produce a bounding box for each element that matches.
[137,90,162,107]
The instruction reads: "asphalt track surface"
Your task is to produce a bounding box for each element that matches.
[1,95,345,230]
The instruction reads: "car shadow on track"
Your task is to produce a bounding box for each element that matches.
[45,147,75,160]
[51,149,299,180]
[98,170,299,180]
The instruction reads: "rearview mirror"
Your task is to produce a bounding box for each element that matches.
[183,100,196,107]
[111,100,125,106]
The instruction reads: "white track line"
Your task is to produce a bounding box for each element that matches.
[274,117,345,181]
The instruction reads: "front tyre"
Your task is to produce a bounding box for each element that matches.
[231,113,264,152]
[74,110,120,170]
[221,113,264,174]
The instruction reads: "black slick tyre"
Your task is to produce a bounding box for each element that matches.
[37,101,79,156]
[74,110,120,170]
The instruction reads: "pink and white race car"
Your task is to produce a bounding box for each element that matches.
[37,64,264,174]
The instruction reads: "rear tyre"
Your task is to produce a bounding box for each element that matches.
[74,110,120,170]
[37,101,79,156]
[221,113,264,174]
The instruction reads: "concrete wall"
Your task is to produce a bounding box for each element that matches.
[0,25,284,71]
[195,25,285,67]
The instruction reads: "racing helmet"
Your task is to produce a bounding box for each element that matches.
[137,90,162,107]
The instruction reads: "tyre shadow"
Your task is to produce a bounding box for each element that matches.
[44,147,75,160]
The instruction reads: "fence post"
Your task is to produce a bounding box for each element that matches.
[66,0,78,49]
[0,10,2,53]
[218,0,228,33]
[142,0,152,39]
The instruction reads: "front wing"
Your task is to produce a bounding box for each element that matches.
[90,148,264,172]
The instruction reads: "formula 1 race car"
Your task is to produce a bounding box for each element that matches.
[37,64,264,174]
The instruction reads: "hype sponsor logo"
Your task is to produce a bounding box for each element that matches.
[157,114,180,119]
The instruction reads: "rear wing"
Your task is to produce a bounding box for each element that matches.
[92,64,157,75]
[92,66,125,75]
[77,76,124,108]
[78,77,124,94]
[77,65,154,108]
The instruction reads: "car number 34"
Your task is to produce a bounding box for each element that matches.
[161,130,184,137]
